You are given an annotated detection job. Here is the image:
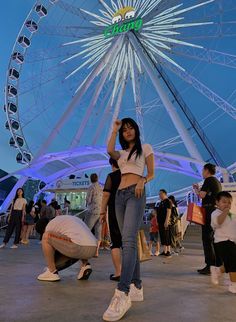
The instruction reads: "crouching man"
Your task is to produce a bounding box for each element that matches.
[36,215,97,282]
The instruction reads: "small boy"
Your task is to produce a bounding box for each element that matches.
[149,209,160,256]
[211,191,236,293]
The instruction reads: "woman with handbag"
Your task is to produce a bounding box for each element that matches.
[0,187,27,249]
[21,200,36,245]
[103,118,154,322]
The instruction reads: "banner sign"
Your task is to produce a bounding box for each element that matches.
[103,6,143,38]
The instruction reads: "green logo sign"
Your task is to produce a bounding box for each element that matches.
[104,18,143,38]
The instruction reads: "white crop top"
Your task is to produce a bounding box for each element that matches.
[117,144,153,176]
[13,198,27,210]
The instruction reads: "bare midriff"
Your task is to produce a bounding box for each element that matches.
[118,173,142,190]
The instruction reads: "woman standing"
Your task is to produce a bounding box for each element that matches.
[21,200,36,245]
[103,118,154,321]
[0,188,27,249]
[100,158,122,281]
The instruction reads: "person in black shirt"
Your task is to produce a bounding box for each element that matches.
[193,163,222,275]
[100,158,122,281]
[157,189,172,257]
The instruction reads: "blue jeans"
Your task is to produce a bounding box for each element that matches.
[115,185,146,293]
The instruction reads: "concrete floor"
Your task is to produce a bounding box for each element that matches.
[0,227,236,322]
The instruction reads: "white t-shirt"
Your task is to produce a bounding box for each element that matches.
[13,198,27,210]
[46,215,97,247]
[211,208,236,243]
[118,144,153,176]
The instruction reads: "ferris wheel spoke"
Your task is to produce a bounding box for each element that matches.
[70,52,119,148]
[92,91,114,146]
[57,0,97,21]
[180,21,236,39]
[171,46,236,69]
[38,24,99,38]
[34,36,123,158]
[18,63,70,95]
[129,31,205,161]
[107,66,128,141]
[25,46,80,63]
[162,60,236,120]
[132,61,145,142]
[20,93,67,129]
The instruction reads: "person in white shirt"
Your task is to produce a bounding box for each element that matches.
[0,187,27,249]
[211,191,236,293]
[37,215,97,282]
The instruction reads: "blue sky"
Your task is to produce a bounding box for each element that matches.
[1,1,236,194]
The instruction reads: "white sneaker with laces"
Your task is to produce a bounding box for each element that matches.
[37,268,60,282]
[210,266,221,285]
[129,283,144,302]
[77,263,92,280]
[0,244,6,249]
[10,244,18,249]
[103,289,131,321]
[229,282,236,294]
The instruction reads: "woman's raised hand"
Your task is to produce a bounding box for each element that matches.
[113,119,122,133]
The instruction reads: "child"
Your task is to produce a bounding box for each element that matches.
[149,209,160,256]
[211,191,236,293]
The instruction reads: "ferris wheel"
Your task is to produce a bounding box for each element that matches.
[4,0,236,170]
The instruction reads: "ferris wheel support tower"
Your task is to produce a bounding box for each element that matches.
[128,31,203,162]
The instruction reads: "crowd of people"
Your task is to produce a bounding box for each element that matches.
[0,118,236,322]
[0,193,71,249]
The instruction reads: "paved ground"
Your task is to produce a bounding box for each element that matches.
[0,226,236,322]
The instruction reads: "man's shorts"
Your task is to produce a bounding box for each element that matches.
[47,231,97,260]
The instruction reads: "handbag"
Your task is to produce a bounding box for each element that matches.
[137,230,152,262]
[187,203,206,225]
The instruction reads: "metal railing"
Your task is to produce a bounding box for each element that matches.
[0,212,9,230]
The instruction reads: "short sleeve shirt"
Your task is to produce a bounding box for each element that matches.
[211,208,236,243]
[157,199,172,224]
[86,182,103,214]
[201,176,222,206]
[46,215,97,246]
[117,144,154,176]
[150,217,159,233]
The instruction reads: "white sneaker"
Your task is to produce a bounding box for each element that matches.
[103,289,131,321]
[129,283,144,302]
[77,263,92,280]
[210,266,221,285]
[37,268,60,282]
[229,282,236,294]
[10,244,18,249]
[154,251,160,256]
[0,243,6,249]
